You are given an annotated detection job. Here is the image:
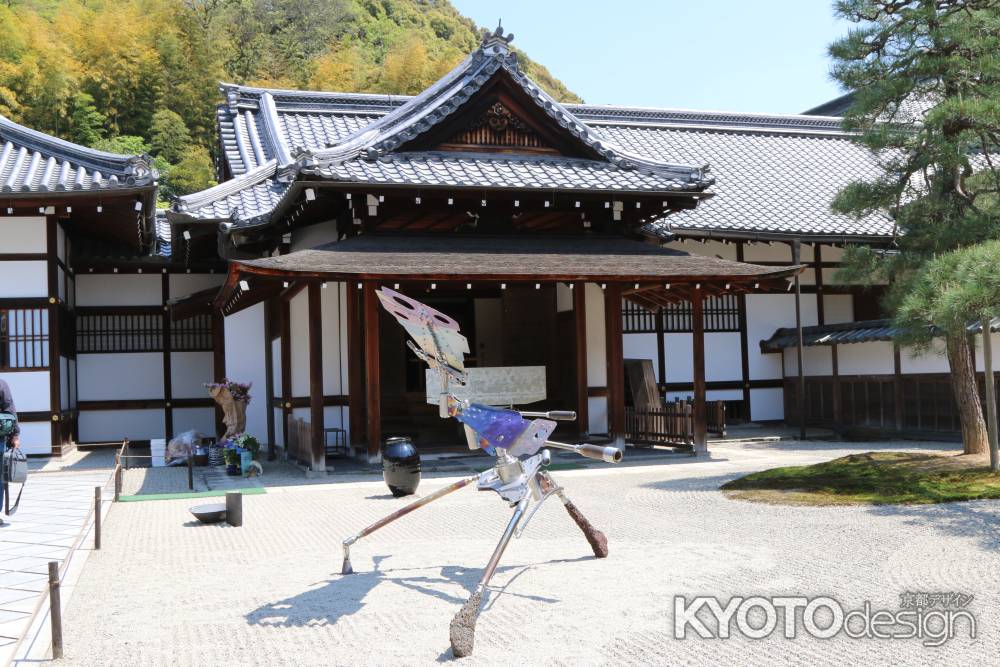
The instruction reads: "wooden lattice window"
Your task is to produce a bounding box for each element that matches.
[171,313,213,351]
[76,308,163,353]
[0,308,49,369]
[622,295,741,334]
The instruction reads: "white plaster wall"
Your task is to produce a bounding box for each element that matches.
[784,345,834,376]
[837,341,895,376]
[901,342,951,374]
[76,274,161,306]
[0,371,49,412]
[1,216,46,252]
[172,407,216,437]
[824,295,854,324]
[742,242,804,263]
[623,333,658,378]
[225,303,267,442]
[78,409,164,442]
[171,351,214,398]
[750,388,785,421]
[169,273,224,298]
[17,422,51,456]
[321,283,345,396]
[77,353,163,400]
[584,283,607,434]
[291,220,339,251]
[555,283,573,312]
[663,239,739,260]
[289,290,309,397]
[0,262,47,297]
[746,294,817,380]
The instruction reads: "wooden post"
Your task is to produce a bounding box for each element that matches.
[792,241,806,439]
[211,311,226,436]
[114,454,122,502]
[46,217,63,456]
[893,343,904,431]
[263,298,276,459]
[187,451,194,490]
[655,303,666,398]
[307,283,325,471]
[603,283,625,444]
[280,297,292,450]
[346,282,364,451]
[735,241,752,420]
[48,561,63,659]
[93,486,101,550]
[832,343,842,423]
[573,282,589,437]
[161,274,173,439]
[691,287,707,453]
[363,281,382,460]
[982,317,999,471]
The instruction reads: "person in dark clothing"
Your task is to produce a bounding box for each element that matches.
[0,379,20,526]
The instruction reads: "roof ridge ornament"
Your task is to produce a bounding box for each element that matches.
[480,20,514,54]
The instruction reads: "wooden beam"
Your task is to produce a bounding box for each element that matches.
[363,281,382,459]
[655,302,666,398]
[792,241,806,439]
[307,282,325,471]
[893,343,903,431]
[604,283,625,442]
[346,282,364,450]
[691,288,707,452]
[573,282,589,437]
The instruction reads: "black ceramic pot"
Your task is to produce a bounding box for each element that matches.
[382,437,420,497]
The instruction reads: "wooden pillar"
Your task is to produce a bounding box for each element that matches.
[263,298,276,460]
[604,283,625,443]
[832,343,842,423]
[280,297,291,450]
[655,303,666,397]
[735,241,752,420]
[792,240,806,439]
[307,282,324,471]
[46,217,62,455]
[363,281,382,459]
[211,311,226,436]
[691,287,707,452]
[161,274,173,440]
[573,282,589,437]
[893,343,903,431]
[346,282,364,450]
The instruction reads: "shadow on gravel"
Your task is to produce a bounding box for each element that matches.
[244,555,589,628]
[867,500,1000,550]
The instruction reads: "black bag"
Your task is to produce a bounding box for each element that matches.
[2,440,26,516]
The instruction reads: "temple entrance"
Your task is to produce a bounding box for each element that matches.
[377,283,577,452]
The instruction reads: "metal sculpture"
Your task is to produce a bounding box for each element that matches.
[340,287,622,657]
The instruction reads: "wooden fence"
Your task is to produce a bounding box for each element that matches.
[625,399,726,447]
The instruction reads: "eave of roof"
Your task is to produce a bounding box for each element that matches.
[760,318,1000,352]
[0,114,157,195]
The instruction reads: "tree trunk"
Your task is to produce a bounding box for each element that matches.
[945,334,988,455]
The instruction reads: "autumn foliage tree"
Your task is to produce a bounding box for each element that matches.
[830,0,1000,454]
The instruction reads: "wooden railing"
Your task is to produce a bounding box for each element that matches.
[625,400,726,447]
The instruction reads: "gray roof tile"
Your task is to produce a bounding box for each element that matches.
[0,114,156,194]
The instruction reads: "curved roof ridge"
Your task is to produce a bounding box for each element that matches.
[173,159,277,213]
[0,113,154,179]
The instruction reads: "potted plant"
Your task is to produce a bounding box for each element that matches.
[232,433,261,474]
[221,439,242,476]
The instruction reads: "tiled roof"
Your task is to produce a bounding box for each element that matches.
[760,318,1000,352]
[0,114,156,194]
[154,210,172,258]
[172,160,289,222]
[314,152,707,193]
[195,31,894,240]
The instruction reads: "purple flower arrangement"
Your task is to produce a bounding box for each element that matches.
[204,379,252,404]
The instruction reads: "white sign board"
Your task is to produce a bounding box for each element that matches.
[426,366,546,406]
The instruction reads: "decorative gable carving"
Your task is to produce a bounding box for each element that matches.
[435,100,557,154]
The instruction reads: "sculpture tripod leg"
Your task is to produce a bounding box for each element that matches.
[449,497,529,658]
[341,475,478,575]
[539,471,609,558]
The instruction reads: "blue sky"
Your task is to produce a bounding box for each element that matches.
[450,0,852,114]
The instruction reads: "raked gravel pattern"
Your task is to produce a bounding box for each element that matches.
[60,439,996,666]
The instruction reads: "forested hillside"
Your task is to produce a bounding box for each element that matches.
[0,0,578,198]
